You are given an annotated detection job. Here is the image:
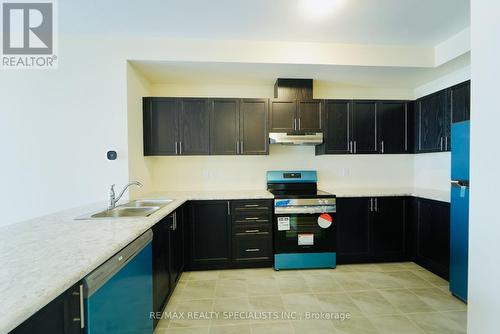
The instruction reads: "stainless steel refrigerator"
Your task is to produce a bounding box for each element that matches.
[450,120,470,302]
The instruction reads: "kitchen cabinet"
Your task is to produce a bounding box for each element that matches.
[143,97,210,156]
[11,283,82,334]
[231,200,273,265]
[143,98,179,156]
[449,80,471,123]
[416,89,450,152]
[315,100,351,154]
[414,198,450,279]
[351,101,378,154]
[378,101,409,154]
[186,201,232,269]
[210,99,240,155]
[211,99,269,155]
[336,197,371,263]
[240,99,269,155]
[336,197,406,263]
[371,197,407,261]
[269,100,322,133]
[152,208,184,328]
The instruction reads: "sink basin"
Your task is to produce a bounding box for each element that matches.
[90,206,160,218]
[127,199,174,207]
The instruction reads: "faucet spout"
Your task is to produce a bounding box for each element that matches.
[108,181,143,210]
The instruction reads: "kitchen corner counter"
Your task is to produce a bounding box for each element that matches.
[0,189,273,333]
[326,187,450,203]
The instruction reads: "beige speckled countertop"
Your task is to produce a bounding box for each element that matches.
[0,187,449,333]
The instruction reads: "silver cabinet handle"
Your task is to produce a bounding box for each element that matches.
[349,141,353,153]
[245,248,260,252]
[173,212,177,230]
[374,198,378,212]
[298,118,301,130]
[354,141,357,154]
[227,202,230,216]
[179,141,182,155]
[245,217,260,220]
[236,141,239,154]
[294,118,297,131]
[175,141,178,155]
[245,204,259,208]
[370,198,373,212]
[381,141,384,154]
[76,284,84,328]
[241,141,244,154]
[245,229,260,233]
[440,137,443,151]
[445,137,448,151]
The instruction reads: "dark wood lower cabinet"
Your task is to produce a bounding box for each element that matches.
[152,207,184,329]
[185,200,273,270]
[336,197,407,264]
[11,283,82,334]
[414,198,450,280]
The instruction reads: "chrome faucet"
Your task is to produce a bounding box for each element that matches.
[108,181,143,210]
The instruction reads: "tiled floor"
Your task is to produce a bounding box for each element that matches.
[154,262,467,334]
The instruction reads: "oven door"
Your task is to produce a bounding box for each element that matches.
[274,212,336,254]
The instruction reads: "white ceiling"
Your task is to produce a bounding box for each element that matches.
[61,0,469,46]
[132,52,470,89]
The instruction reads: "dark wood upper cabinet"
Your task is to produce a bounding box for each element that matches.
[180,98,210,155]
[450,80,470,123]
[240,99,269,155]
[297,100,322,132]
[371,197,407,261]
[351,101,378,154]
[378,101,408,154]
[269,100,296,132]
[316,100,351,155]
[143,98,179,156]
[416,89,448,153]
[210,99,240,155]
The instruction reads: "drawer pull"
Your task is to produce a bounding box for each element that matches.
[245,248,260,252]
[244,204,259,207]
[245,217,260,220]
[245,229,260,233]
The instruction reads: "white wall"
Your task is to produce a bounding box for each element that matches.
[413,153,451,191]
[468,1,500,333]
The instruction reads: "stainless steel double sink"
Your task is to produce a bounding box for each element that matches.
[78,199,174,219]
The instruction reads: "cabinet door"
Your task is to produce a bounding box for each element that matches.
[336,197,371,263]
[378,102,408,154]
[417,90,447,152]
[270,100,297,132]
[152,218,171,323]
[11,283,82,334]
[180,98,210,155]
[240,99,269,155]
[371,197,406,261]
[316,100,351,154]
[169,209,184,288]
[143,98,179,156]
[416,199,450,279]
[210,99,240,155]
[188,201,231,269]
[351,101,378,154]
[450,80,470,123]
[298,100,322,132]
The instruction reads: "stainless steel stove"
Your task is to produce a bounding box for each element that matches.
[267,170,336,270]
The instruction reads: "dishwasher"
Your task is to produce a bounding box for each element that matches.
[83,230,153,334]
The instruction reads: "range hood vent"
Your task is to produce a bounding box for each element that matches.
[269,132,323,146]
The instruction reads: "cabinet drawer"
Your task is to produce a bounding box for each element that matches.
[233,223,271,236]
[233,212,270,224]
[233,236,272,261]
[232,200,272,212]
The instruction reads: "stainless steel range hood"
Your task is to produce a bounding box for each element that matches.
[269,132,323,145]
